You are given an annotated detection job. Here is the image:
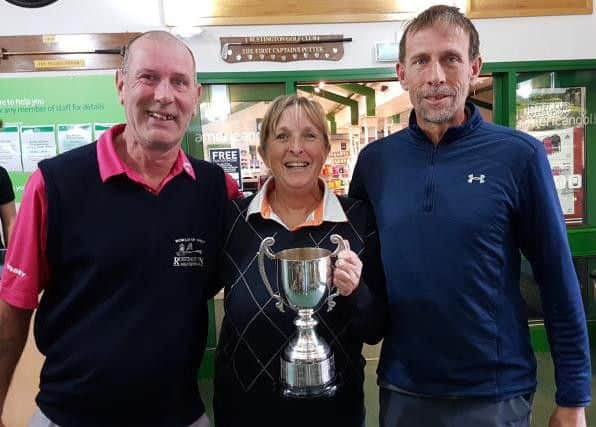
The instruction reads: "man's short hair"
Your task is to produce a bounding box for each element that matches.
[399,5,480,63]
[121,31,197,76]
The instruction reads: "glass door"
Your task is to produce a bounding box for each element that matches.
[184,83,285,194]
[296,80,403,195]
[515,69,596,321]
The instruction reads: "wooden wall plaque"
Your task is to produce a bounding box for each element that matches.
[467,0,592,18]
[0,33,139,73]
[220,35,349,63]
[164,0,415,25]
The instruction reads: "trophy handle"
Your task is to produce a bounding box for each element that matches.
[327,234,347,312]
[258,236,285,312]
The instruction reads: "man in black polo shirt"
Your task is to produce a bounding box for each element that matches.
[0,31,226,427]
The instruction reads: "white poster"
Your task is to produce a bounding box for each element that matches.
[57,124,92,153]
[0,124,22,171]
[93,123,116,141]
[20,125,57,172]
[527,127,578,215]
[516,87,585,224]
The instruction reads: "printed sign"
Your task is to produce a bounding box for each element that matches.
[220,35,349,63]
[517,87,586,225]
[57,124,92,153]
[209,148,242,191]
[20,125,57,172]
[0,124,22,171]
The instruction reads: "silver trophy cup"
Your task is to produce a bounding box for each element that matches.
[257,234,346,398]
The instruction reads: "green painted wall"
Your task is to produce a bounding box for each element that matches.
[0,74,125,201]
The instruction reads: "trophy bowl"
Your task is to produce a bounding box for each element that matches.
[258,234,346,398]
[276,247,332,310]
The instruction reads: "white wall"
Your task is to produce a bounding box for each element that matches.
[0,0,163,34]
[0,0,594,73]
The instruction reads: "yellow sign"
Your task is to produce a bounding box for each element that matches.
[34,59,86,69]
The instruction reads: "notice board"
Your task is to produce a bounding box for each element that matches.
[0,73,125,201]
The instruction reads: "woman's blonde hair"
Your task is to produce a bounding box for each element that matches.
[259,95,330,154]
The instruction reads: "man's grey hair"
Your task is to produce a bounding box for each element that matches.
[121,31,197,76]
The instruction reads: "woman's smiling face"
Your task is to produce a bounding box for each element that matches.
[260,104,329,196]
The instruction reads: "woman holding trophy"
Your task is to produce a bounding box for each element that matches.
[212,95,387,427]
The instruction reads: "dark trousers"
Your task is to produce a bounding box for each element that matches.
[379,387,533,427]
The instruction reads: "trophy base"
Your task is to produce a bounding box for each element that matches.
[280,355,337,399]
[281,382,337,399]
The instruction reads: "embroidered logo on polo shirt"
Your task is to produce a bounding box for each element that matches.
[173,237,205,267]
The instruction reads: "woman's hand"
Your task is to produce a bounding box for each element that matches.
[333,241,362,296]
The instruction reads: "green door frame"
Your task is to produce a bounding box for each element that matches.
[198,60,596,257]
[197,60,596,376]
[198,67,397,95]
[337,83,377,116]
[299,85,360,125]
[483,60,596,257]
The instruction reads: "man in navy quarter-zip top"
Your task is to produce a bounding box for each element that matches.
[350,5,590,427]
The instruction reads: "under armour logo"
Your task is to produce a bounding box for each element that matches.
[467,174,486,183]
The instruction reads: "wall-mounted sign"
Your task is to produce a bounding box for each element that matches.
[0,33,136,73]
[0,74,125,200]
[34,58,86,69]
[375,41,399,62]
[209,148,243,190]
[220,35,350,63]
[516,87,586,225]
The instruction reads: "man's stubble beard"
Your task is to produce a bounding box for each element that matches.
[414,86,467,124]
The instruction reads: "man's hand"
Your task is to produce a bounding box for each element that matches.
[548,406,586,427]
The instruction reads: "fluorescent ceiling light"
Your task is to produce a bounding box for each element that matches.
[517,81,533,99]
[204,85,231,122]
[170,26,203,38]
